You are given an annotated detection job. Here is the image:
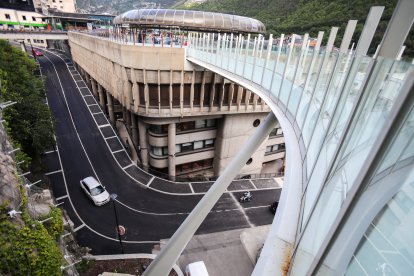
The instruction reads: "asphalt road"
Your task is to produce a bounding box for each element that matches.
[38,49,281,255]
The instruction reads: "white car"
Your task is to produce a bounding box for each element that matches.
[80,177,110,206]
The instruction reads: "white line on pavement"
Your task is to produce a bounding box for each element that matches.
[123,163,134,169]
[147,176,155,187]
[45,169,62,175]
[56,195,68,201]
[74,224,86,232]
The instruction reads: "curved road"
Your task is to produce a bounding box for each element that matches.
[38,48,280,255]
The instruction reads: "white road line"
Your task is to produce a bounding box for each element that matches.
[229,192,254,228]
[249,179,258,189]
[88,103,98,107]
[92,112,103,115]
[114,199,189,216]
[123,163,134,169]
[45,169,62,175]
[42,52,157,244]
[189,183,195,194]
[74,224,86,232]
[44,150,57,154]
[98,123,110,128]
[105,135,117,139]
[56,195,68,201]
[147,176,155,187]
[112,149,124,154]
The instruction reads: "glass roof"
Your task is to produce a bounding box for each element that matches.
[113,9,266,33]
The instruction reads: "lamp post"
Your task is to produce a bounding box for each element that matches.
[110,193,124,254]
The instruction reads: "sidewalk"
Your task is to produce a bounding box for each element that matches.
[177,225,270,276]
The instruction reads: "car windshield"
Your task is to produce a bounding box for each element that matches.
[90,186,105,196]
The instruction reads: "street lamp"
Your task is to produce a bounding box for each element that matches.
[110,193,124,254]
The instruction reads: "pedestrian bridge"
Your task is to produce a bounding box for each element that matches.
[0,30,68,40]
[145,2,414,276]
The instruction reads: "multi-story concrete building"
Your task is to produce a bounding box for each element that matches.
[70,10,286,180]
[33,0,76,14]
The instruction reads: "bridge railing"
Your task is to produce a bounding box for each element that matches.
[186,13,414,273]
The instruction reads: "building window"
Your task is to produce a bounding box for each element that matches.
[253,119,260,127]
[206,119,216,127]
[265,143,286,155]
[149,124,168,135]
[194,141,204,150]
[246,158,253,165]
[5,14,11,20]
[176,158,213,175]
[176,119,217,133]
[150,146,168,157]
[269,127,283,137]
[22,15,27,21]
[32,16,36,21]
[175,139,215,155]
[176,121,194,132]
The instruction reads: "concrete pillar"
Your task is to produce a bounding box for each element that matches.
[106,91,115,126]
[209,73,216,111]
[168,123,176,177]
[97,83,106,112]
[228,83,234,110]
[131,113,139,147]
[190,70,195,111]
[85,72,91,89]
[169,70,173,112]
[138,119,148,167]
[143,112,278,276]
[126,109,132,133]
[91,78,98,98]
[200,70,206,108]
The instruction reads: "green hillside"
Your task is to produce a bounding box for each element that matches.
[179,0,412,57]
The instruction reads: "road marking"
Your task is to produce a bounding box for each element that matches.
[45,169,62,175]
[112,149,124,154]
[56,195,68,201]
[88,103,98,107]
[98,123,110,128]
[147,176,155,187]
[189,183,195,193]
[123,163,134,169]
[76,80,84,82]
[74,224,86,232]
[105,135,117,139]
[92,112,103,115]
[44,150,56,154]
[229,192,254,228]
[249,179,258,189]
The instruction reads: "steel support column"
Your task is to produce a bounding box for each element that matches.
[143,112,277,276]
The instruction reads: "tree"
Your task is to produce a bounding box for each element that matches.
[0,40,55,167]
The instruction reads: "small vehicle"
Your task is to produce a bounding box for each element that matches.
[80,176,110,206]
[33,50,43,56]
[270,201,279,214]
[240,191,252,203]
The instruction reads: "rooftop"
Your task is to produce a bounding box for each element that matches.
[113,9,266,34]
